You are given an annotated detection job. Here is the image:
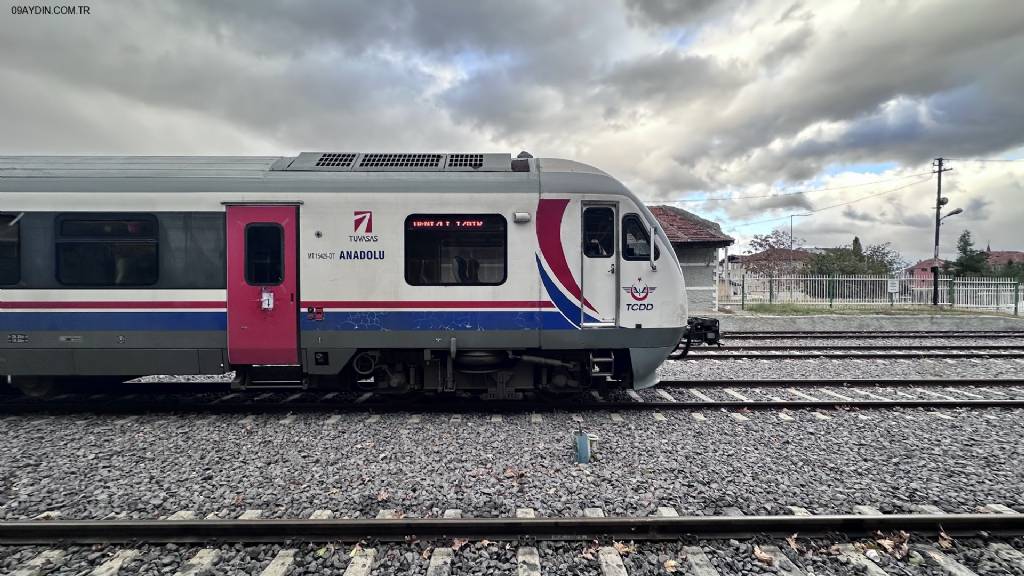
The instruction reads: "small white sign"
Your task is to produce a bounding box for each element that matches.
[887,279,899,293]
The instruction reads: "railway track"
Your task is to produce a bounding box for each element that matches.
[680,348,1024,359]
[2,512,1023,545]
[2,380,1024,413]
[720,330,1024,339]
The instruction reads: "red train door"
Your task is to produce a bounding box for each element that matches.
[226,205,299,365]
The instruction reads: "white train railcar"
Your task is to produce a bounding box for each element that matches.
[0,153,688,397]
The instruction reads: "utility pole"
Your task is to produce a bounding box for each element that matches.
[932,158,953,305]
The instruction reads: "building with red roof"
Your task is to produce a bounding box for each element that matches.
[648,205,734,311]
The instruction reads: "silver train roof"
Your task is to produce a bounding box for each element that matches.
[0,153,610,179]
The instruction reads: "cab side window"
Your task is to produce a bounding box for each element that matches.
[583,207,614,258]
[0,213,20,285]
[622,214,660,261]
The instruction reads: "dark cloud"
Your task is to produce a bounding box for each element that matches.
[624,0,743,27]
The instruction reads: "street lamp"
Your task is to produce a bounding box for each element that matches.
[931,199,963,305]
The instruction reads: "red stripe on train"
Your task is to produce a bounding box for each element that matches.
[0,301,227,309]
[304,300,556,309]
[0,300,556,310]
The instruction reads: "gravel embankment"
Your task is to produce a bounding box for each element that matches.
[659,356,1024,380]
[1,405,1021,521]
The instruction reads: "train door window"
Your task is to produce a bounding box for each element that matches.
[583,207,614,258]
[622,214,660,261]
[405,214,506,286]
[245,223,283,285]
[0,213,20,285]
[56,214,158,286]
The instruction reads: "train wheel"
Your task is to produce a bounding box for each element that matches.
[9,376,57,398]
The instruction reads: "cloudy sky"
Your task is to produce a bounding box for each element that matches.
[2,0,1022,262]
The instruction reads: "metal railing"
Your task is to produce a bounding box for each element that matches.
[718,273,1023,314]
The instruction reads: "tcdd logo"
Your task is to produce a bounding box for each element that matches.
[622,278,656,302]
[354,210,373,233]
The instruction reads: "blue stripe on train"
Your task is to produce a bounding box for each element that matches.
[0,310,578,331]
[303,310,577,331]
[0,312,228,331]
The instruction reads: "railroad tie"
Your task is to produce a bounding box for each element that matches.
[259,550,296,576]
[173,549,220,576]
[683,546,719,576]
[786,506,812,516]
[516,508,537,518]
[238,510,262,520]
[89,549,139,576]
[309,509,334,519]
[166,510,197,521]
[852,505,884,516]
[443,509,462,519]
[517,547,542,576]
[584,507,606,518]
[343,548,376,576]
[915,544,980,576]
[835,544,887,576]
[984,503,1019,514]
[426,547,454,576]
[597,546,628,576]
[987,543,1024,568]
[655,389,676,402]
[756,545,806,576]
[326,415,342,425]
[10,550,65,576]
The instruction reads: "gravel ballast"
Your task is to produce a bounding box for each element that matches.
[1,404,1022,521]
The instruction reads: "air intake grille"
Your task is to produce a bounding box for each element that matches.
[359,153,443,168]
[447,154,484,169]
[315,153,357,167]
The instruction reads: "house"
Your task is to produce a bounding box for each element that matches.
[723,248,814,277]
[648,205,734,311]
[985,250,1024,268]
[905,258,947,277]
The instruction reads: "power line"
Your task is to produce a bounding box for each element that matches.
[942,157,1024,163]
[726,175,933,229]
[674,171,933,203]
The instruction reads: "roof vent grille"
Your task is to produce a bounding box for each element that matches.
[315,153,357,168]
[359,153,443,168]
[446,153,484,169]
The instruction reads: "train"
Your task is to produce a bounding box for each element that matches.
[0,152,714,398]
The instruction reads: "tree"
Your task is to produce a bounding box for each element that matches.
[948,230,989,277]
[744,229,804,275]
[802,241,906,276]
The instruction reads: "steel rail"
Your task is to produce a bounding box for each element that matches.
[0,397,1022,415]
[1,514,1021,544]
[658,378,1024,387]
[721,331,1024,339]
[707,344,1024,351]
[678,351,1024,360]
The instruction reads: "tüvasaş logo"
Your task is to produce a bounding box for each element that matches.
[353,210,373,233]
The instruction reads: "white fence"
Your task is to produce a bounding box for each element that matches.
[718,274,1023,314]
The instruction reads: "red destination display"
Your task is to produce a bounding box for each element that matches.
[406,215,505,231]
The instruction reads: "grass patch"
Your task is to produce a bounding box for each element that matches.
[734,303,1020,317]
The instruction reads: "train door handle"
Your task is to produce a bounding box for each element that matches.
[260,290,275,311]
[608,263,616,274]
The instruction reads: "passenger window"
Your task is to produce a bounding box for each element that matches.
[245,224,283,285]
[583,207,614,258]
[0,213,20,285]
[56,214,158,286]
[622,214,660,261]
[405,214,507,286]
